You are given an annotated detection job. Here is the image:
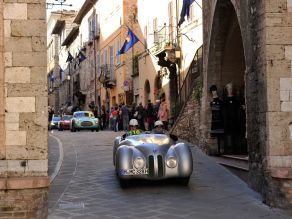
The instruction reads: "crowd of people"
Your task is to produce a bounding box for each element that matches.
[48,98,169,133]
[106,98,169,132]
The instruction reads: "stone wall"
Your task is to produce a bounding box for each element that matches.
[171,93,205,151]
[197,0,292,208]
[0,0,49,216]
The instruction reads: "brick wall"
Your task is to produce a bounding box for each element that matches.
[0,1,49,216]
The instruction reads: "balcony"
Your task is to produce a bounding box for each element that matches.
[150,24,177,57]
[100,64,116,89]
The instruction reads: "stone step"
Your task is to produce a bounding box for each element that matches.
[211,154,249,171]
[211,154,249,183]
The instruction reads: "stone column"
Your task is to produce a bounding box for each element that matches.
[0,1,48,217]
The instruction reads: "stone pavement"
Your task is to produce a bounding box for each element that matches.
[48,131,292,219]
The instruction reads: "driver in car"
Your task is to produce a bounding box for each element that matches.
[125,119,142,136]
[153,120,165,134]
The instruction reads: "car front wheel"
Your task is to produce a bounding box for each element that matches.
[178,177,190,186]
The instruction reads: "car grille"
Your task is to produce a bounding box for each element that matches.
[148,155,164,177]
[81,121,93,127]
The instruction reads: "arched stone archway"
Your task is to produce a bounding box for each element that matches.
[204,0,247,155]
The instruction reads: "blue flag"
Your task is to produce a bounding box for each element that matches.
[66,51,73,63]
[178,0,195,27]
[59,67,64,80]
[117,28,139,56]
[78,51,86,63]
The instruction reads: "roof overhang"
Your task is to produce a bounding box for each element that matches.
[51,20,65,35]
[73,0,97,24]
[61,26,79,47]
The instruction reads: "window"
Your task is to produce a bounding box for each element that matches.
[109,46,114,80]
[88,13,97,40]
[97,51,100,77]
[153,18,157,32]
[116,39,120,64]
[144,26,148,49]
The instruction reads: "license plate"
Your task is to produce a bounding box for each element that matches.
[122,168,148,176]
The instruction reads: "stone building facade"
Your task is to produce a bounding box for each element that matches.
[0,1,48,217]
[174,0,292,208]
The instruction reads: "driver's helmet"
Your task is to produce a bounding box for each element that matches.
[154,120,163,128]
[129,119,138,126]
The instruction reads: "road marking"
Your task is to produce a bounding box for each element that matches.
[49,134,64,184]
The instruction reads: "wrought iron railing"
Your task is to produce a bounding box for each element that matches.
[172,46,203,121]
[152,24,177,53]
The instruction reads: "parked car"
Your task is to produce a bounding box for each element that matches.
[70,111,100,132]
[113,133,193,188]
[49,114,61,130]
[58,115,72,131]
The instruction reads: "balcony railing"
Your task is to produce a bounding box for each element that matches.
[100,64,116,88]
[151,24,177,54]
[173,46,203,121]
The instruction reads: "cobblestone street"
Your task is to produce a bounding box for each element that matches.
[48,131,292,219]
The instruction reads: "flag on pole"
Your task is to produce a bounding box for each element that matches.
[178,0,195,27]
[77,50,86,63]
[117,28,139,56]
[59,66,64,80]
[66,51,73,63]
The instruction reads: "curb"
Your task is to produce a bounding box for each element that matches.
[49,134,64,184]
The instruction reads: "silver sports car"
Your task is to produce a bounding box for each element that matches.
[113,133,193,187]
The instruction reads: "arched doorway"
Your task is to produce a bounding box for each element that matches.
[206,0,247,155]
[144,80,151,105]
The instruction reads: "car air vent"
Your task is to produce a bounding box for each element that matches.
[157,155,164,177]
[148,155,154,177]
[81,121,93,126]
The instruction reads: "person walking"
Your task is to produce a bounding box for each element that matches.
[121,103,129,131]
[158,98,169,131]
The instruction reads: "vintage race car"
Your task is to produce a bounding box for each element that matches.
[70,111,100,132]
[49,114,61,130]
[113,133,193,187]
[58,115,72,131]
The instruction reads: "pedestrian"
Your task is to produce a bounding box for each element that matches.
[158,98,169,131]
[137,102,145,130]
[146,100,155,131]
[109,107,114,130]
[121,103,129,131]
[153,99,160,120]
[112,106,118,132]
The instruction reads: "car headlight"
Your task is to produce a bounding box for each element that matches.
[50,122,55,126]
[95,119,99,124]
[133,157,145,170]
[166,157,177,168]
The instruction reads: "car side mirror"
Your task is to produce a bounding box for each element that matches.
[169,134,178,142]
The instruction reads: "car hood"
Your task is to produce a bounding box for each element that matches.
[75,117,96,122]
[134,143,171,156]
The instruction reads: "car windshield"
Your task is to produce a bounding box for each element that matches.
[127,134,171,145]
[52,117,61,121]
[74,112,92,118]
[63,115,72,120]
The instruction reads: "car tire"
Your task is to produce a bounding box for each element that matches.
[91,129,94,132]
[119,178,130,189]
[96,128,99,132]
[178,177,190,186]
